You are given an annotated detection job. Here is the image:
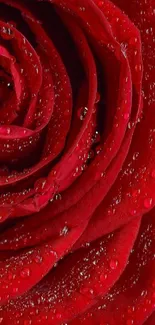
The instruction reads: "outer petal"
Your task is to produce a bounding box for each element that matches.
[0,220,87,304]
[70,210,155,325]
[0,217,140,324]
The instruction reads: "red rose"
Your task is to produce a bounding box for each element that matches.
[0,0,154,324]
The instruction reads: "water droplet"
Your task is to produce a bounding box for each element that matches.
[7,82,12,88]
[146,299,152,305]
[56,313,62,320]
[78,106,88,120]
[93,131,101,144]
[12,287,19,293]
[88,149,95,160]
[34,178,47,193]
[135,64,142,72]
[132,152,139,160]
[127,306,135,314]
[79,6,86,11]
[80,287,94,297]
[55,193,62,200]
[141,290,147,297]
[144,197,153,208]
[107,208,116,216]
[81,163,87,172]
[126,320,134,325]
[24,320,32,325]
[1,26,14,39]
[123,113,130,120]
[60,226,69,236]
[6,128,11,135]
[132,189,141,198]
[109,259,118,270]
[100,273,108,282]
[128,122,134,129]
[121,43,127,57]
[34,255,43,264]
[98,1,104,7]
[129,37,138,45]
[64,109,70,116]
[95,145,102,155]
[94,170,104,181]
[20,268,30,278]
[130,209,137,216]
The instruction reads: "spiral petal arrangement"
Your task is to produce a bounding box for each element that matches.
[0,0,154,324]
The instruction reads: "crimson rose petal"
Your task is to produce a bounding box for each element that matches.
[0,217,140,323]
[70,210,155,324]
[0,218,87,304]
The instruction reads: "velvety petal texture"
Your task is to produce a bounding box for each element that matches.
[0,0,154,324]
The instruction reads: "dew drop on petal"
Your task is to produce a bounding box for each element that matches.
[95,145,102,155]
[144,197,153,208]
[132,152,139,160]
[100,273,108,282]
[55,193,62,200]
[135,64,142,72]
[123,113,130,120]
[34,255,43,264]
[56,313,62,320]
[60,226,69,236]
[109,259,118,270]
[20,268,30,278]
[6,128,11,135]
[34,178,47,193]
[93,131,101,144]
[77,106,88,120]
[80,287,94,297]
[126,320,134,325]
[24,320,32,325]
[88,149,95,160]
[132,189,141,198]
[1,26,14,39]
[127,306,135,314]
[130,209,137,216]
[12,287,19,294]
[129,37,138,45]
[98,1,104,7]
